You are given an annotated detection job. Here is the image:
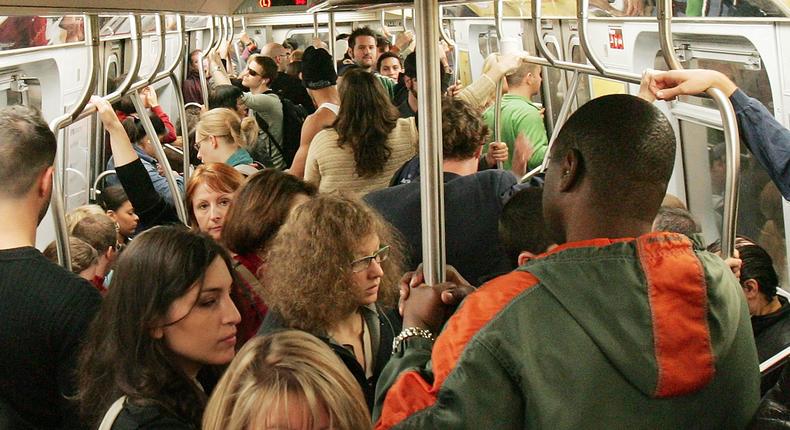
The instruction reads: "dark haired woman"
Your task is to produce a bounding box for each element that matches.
[222,169,316,346]
[303,52,525,195]
[77,226,240,429]
[99,185,138,244]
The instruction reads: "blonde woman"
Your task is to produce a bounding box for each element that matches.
[194,108,256,172]
[203,331,371,430]
[260,194,404,410]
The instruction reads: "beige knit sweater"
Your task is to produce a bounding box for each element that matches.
[304,74,496,195]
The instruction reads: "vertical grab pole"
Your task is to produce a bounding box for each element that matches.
[414,0,446,285]
[48,14,100,269]
[198,17,216,108]
[328,12,337,70]
[438,5,458,83]
[657,0,740,258]
[313,12,320,38]
[129,92,188,224]
[171,14,191,183]
[235,17,247,72]
[493,0,505,170]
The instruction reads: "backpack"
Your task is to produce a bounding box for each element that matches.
[254,91,308,168]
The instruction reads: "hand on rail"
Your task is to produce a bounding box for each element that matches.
[141,86,159,109]
[311,37,328,51]
[393,31,414,54]
[489,52,530,80]
[644,69,739,101]
[399,264,475,333]
[485,141,509,168]
[90,96,122,131]
[446,80,463,98]
[638,69,658,103]
[624,0,645,16]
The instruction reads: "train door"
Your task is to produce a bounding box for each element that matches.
[654,36,786,285]
[539,19,568,134]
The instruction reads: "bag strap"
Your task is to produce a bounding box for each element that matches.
[232,260,266,319]
[253,110,286,158]
[98,396,127,430]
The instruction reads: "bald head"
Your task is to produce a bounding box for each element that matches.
[542,94,677,243]
[260,42,289,72]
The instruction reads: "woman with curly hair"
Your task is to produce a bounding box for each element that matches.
[77,226,241,429]
[203,330,371,430]
[260,194,404,410]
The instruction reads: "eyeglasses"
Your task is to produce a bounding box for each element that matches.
[193,135,229,151]
[245,67,260,77]
[350,245,390,273]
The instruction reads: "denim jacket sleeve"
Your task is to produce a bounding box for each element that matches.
[731,89,790,200]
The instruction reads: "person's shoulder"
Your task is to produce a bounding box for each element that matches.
[365,181,418,204]
[310,128,339,148]
[112,402,194,430]
[451,169,518,189]
[1,247,96,293]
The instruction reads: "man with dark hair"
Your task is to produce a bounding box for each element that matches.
[211,53,286,169]
[498,186,552,267]
[652,206,702,238]
[71,213,119,294]
[375,94,759,428]
[347,26,398,99]
[482,60,547,175]
[365,97,517,286]
[208,84,248,118]
[377,51,402,81]
[0,106,102,429]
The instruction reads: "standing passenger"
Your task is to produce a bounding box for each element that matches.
[374,94,760,429]
[77,227,241,429]
[348,27,397,99]
[260,194,404,410]
[0,106,102,429]
[221,170,317,346]
[195,108,259,174]
[100,185,139,244]
[203,331,371,430]
[182,49,205,105]
[261,42,314,114]
[290,45,340,178]
[482,61,548,174]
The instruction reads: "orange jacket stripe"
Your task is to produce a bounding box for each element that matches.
[376,271,540,430]
[637,233,715,397]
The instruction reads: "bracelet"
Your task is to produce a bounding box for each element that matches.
[392,327,435,351]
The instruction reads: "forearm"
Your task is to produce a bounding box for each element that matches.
[106,123,139,167]
[373,337,434,422]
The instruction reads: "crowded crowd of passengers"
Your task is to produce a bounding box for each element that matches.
[2,25,790,430]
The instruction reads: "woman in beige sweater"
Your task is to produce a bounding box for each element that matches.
[305,53,526,195]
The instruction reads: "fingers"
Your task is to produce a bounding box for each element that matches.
[435,282,474,306]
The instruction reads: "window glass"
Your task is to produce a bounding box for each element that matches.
[586,0,789,17]
[680,120,787,286]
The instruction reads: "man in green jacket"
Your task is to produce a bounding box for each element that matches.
[374,94,760,429]
[483,61,547,175]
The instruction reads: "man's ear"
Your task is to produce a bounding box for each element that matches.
[39,166,54,199]
[742,279,761,299]
[558,148,582,192]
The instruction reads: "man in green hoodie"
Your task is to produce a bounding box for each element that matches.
[374,94,760,429]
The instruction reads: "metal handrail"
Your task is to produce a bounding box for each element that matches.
[492,0,506,169]
[329,12,337,68]
[402,8,412,32]
[439,6,460,83]
[533,0,599,74]
[198,16,216,108]
[760,345,790,374]
[90,170,117,201]
[129,91,188,225]
[105,14,141,101]
[521,70,582,182]
[315,12,321,38]
[577,0,641,84]
[658,0,740,259]
[145,15,166,86]
[48,14,100,269]
[169,14,192,184]
[415,0,446,285]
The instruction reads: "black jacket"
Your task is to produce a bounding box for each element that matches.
[258,305,401,411]
[754,296,790,394]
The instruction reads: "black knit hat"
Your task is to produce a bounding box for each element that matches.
[301,46,337,90]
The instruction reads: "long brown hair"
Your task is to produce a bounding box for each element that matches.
[334,68,399,178]
[76,226,237,428]
[223,169,316,256]
[263,194,404,333]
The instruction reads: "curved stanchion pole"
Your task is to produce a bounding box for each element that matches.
[146,15,166,86]
[414,0,446,285]
[314,12,321,38]
[90,170,117,201]
[438,6,459,84]
[169,15,191,184]
[198,17,216,108]
[658,0,740,259]
[521,70,581,182]
[534,0,600,75]
[329,12,337,70]
[577,0,640,83]
[129,91,188,224]
[233,17,247,73]
[108,15,142,99]
[48,14,100,269]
